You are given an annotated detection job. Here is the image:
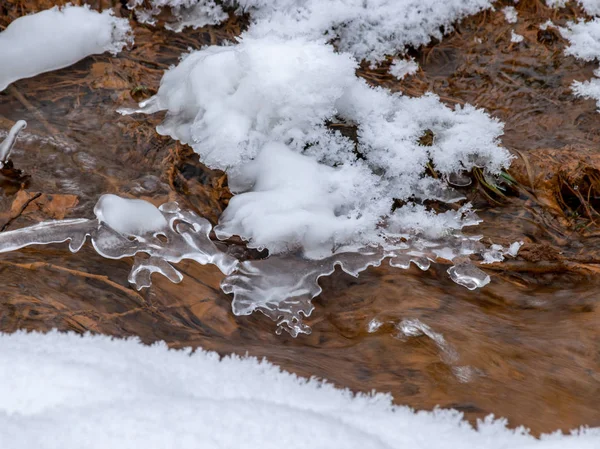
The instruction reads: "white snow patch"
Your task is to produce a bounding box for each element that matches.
[389,58,419,79]
[0,5,133,92]
[503,6,518,24]
[0,331,598,449]
[545,0,568,8]
[511,30,524,43]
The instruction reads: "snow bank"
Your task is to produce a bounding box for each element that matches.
[0,331,598,449]
[0,5,132,91]
[389,58,419,79]
[122,36,510,257]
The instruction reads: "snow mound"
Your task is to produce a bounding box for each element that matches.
[121,36,511,257]
[0,331,598,449]
[0,5,133,92]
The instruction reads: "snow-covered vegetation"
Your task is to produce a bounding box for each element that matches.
[1,331,598,449]
[0,5,132,92]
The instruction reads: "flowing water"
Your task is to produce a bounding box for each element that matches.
[0,0,599,435]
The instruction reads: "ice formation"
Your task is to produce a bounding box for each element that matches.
[1,331,599,448]
[129,0,227,32]
[130,0,495,63]
[0,120,26,168]
[548,0,600,16]
[0,5,133,91]
[0,194,237,290]
[0,192,509,335]
[560,18,600,109]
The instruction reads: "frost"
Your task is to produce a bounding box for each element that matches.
[546,0,600,16]
[502,6,518,24]
[130,0,495,63]
[389,58,419,79]
[0,5,133,92]
[235,0,495,63]
[1,331,599,448]
[120,37,511,259]
[0,192,512,336]
[129,0,228,32]
[560,18,600,109]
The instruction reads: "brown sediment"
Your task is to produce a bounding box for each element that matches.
[0,0,599,436]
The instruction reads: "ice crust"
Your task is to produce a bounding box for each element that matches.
[0,193,512,336]
[0,5,132,92]
[389,58,419,79]
[2,331,599,449]
[0,195,238,290]
[120,37,512,260]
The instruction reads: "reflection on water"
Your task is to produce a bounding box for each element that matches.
[0,0,599,436]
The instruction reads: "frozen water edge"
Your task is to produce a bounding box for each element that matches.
[0,191,515,336]
[0,118,513,336]
[0,5,133,92]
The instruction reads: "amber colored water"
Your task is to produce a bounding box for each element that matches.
[0,0,598,435]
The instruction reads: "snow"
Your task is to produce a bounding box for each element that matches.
[560,18,600,109]
[503,6,518,24]
[0,331,598,449]
[389,58,419,79]
[130,0,227,32]
[511,30,524,43]
[0,120,26,168]
[122,36,511,257]
[546,0,600,15]
[545,0,568,8]
[131,0,495,63]
[0,5,132,92]
[94,194,168,235]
